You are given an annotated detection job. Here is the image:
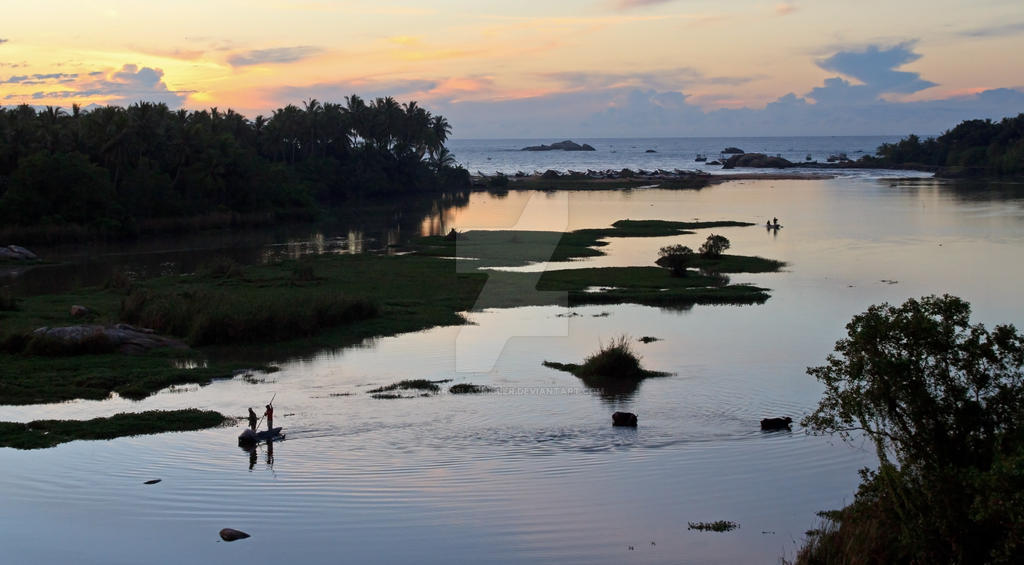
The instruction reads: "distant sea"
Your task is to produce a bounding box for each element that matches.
[447,136,925,179]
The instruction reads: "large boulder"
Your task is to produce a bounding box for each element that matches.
[30,324,188,355]
[722,153,795,169]
[521,140,596,151]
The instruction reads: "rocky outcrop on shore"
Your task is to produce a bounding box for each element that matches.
[521,140,596,151]
[722,153,795,169]
[30,324,188,355]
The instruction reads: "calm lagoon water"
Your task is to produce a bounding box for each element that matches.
[2,176,1024,564]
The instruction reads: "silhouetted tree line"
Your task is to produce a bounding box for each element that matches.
[861,113,1024,176]
[0,97,468,235]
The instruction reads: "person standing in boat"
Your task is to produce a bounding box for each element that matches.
[248,407,258,431]
[773,217,779,227]
[264,403,274,431]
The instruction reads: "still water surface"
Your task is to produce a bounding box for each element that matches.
[2,178,1023,564]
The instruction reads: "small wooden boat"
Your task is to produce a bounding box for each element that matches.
[695,154,707,162]
[238,427,284,446]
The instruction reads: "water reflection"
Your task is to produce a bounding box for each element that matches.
[4,191,472,296]
[575,374,645,402]
[242,439,276,471]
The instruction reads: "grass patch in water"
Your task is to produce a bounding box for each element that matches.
[544,336,670,399]
[545,336,669,381]
[368,379,444,394]
[413,219,756,268]
[0,409,229,449]
[688,520,739,532]
[449,383,495,394]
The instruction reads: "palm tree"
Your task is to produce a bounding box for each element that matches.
[428,115,452,160]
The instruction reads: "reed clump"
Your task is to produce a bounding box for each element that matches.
[121,288,378,346]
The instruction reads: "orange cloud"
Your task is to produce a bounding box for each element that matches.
[775,3,798,16]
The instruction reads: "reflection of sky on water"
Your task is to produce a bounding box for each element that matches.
[2,177,1023,564]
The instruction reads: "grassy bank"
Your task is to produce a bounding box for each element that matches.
[0,409,230,449]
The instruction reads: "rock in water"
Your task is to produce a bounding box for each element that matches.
[219,528,250,541]
[760,417,793,430]
[612,412,638,427]
[70,305,91,318]
[722,153,794,169]
[521,140,596,151]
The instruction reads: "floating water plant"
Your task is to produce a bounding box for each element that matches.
[688,520,739,532]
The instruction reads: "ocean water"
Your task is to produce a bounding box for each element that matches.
[447,136,920,178]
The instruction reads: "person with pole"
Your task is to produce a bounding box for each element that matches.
[264,402,274,431]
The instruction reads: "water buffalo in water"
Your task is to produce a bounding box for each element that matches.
[612,412,638,427]
[760,417,793,430]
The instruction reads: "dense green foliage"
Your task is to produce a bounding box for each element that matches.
[863,114,1024,176]
[0,409,229,449]
[798,295,1024,564]
[657,244,694,276]
[699,234,730,257]
[0,98,468,239]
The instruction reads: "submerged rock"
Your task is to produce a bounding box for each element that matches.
[219,528,251,542]
[612,411,638,427]
[760,416,793,430]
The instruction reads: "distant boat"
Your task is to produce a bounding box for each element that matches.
[806,154,812,161]
[827,153,849,162]
[695,154,707,162]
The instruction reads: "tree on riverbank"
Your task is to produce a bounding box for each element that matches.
[0,99,468,239]
[796,295,1024,564]
[860,113,1024,177]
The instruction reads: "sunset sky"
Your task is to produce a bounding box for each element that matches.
[2,0,1023,137]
